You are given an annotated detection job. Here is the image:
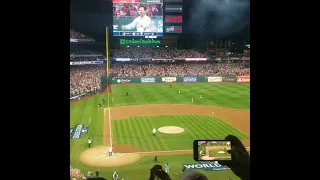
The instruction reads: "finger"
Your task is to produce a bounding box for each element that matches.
[225,135,246,152]
[218,160,233,168]
[228,147,250,165]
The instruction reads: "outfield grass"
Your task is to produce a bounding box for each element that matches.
[70,83,250,180]
[110,83,250,110]
[113,114,248,151]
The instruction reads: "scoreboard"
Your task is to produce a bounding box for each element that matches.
[164,0,183,34]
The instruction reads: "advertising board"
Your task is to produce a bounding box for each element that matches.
[116,79,131,84]
[183,77,197,83]
[208,77,222,82]
[120,39,161,45]
[237,75,250,83]
[141,77,155,83]
[165,25,182,33]
[222,76,237,82]
[185,58,207,61]
[162,77,176,82]
[165,15,182,23]
[165,5,183,13]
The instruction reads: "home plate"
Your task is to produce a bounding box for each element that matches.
[212,112,215,115]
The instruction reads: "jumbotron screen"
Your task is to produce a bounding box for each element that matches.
[112,0,164,37]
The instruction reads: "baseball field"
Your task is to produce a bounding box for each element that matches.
[70,83,250,180]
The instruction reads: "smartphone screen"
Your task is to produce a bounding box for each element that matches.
[193,140,232,161]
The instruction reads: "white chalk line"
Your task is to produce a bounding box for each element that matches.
[93,148,250,160]
[107,84,112,148]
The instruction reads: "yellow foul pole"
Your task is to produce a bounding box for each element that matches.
[106,27,109,77]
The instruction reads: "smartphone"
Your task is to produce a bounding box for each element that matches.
[193,140,233,161]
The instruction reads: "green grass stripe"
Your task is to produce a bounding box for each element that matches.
[112,114,248,151]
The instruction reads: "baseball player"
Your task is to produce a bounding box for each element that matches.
[192,98,194,103]
[152,128,156,136]
[109,146,113,156]
[179,89,181,94]
[113,171,119,180]
[88,138,92,148]
[200,95,202,99]
[165,163,170,174]
[95,169,100,177]
[87,170,93,179]
[199,149,204,156]
[112,96,115,103]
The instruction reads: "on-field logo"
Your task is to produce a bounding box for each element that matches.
[182,161,230,171]
[70,124,89,139]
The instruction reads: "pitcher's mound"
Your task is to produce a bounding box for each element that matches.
[201,155,215,160]
[80,146,141,167]
[158,126,185,134]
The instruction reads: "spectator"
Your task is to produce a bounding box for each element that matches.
[70,29,92,39]
[110,61,250,78]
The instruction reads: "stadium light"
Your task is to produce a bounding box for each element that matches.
[127,46,129,47]
[157,46,159,47]
[165,46,168,47]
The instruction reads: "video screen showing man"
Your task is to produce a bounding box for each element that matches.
[113,3,163,35]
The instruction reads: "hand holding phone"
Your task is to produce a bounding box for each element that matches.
[218,135,250,180]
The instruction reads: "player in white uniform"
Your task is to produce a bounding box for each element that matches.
[121,6,151,33]
[88,138,92,148]
[152,128,156,136]
[109,146,113,156]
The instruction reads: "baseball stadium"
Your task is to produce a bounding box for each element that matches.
[70,34,250,179]
[70,81,250,180]
[70,0,250,179]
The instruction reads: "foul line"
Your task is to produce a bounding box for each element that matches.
[103,148,250,155]
[107,87,112,148]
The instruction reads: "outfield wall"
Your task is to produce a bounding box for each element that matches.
[101,74,250,85]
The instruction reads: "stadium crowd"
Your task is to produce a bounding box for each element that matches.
[109,62,250,77]
[70,65,104,97]
[70,61,249,97]
[112,48,207,58]
[113,3,162,17]
[70,29,91,39]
